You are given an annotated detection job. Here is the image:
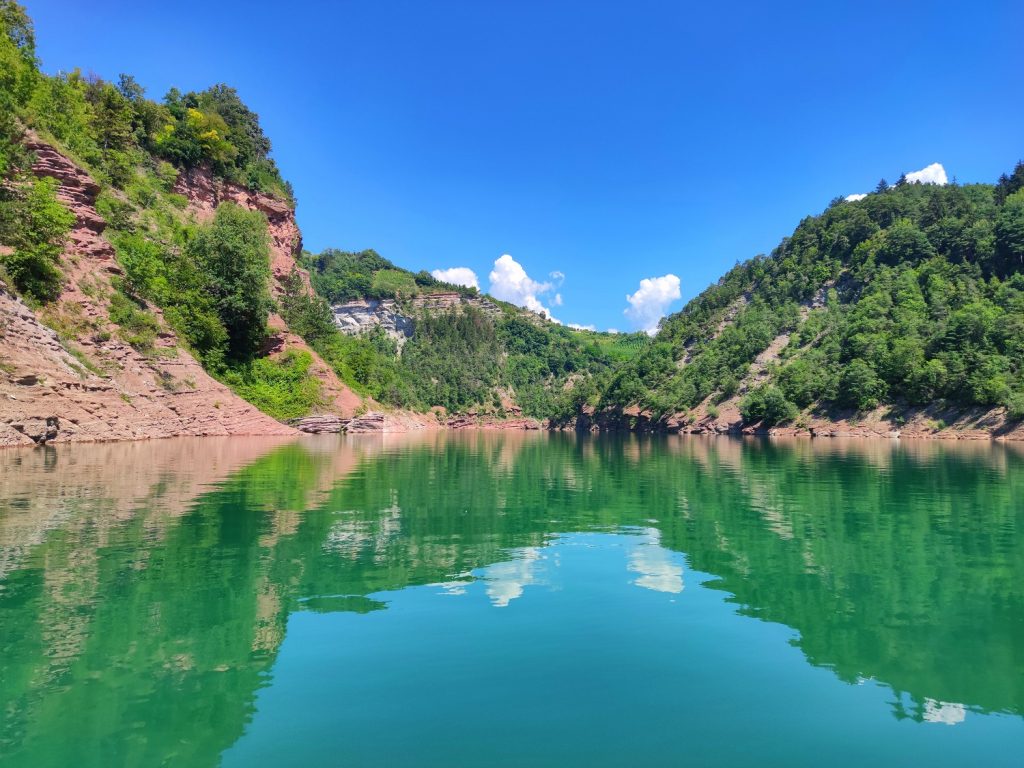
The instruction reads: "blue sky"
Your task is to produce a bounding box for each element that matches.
[24,0,1024,331]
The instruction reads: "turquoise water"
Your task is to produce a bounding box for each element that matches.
[1,433,1022,766]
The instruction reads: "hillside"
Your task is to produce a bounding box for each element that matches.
[286,247,650,422]
[0,2,375,443]
[0,1,641,441]
[597,170,1024,439]
[2,0,1022,443]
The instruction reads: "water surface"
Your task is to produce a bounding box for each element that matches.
[1,433,1022,766]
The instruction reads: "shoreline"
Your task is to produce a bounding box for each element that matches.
[4,416,1022,449]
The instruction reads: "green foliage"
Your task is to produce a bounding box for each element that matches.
[740,384,798,426]
[605,172,1024,424]
[278,269,337,343]
[108,289,159,350]
[371,268,418,297]
[304,248,477,303]
[838,358,886,411]
[0,176,74,302]
[109,204,270,370]
[0,0,37,175]
[220,350,322,420]
[183,203,272,361]
[400,307,501,411]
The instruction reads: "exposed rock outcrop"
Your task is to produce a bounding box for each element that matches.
[332,299,414,343]
[0,141,296,446]
[331,292,501,344]
[173,164,372,420]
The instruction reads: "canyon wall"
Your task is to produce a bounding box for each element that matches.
[0,140,297,446]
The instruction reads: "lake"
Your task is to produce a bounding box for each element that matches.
[1,433,1021,766]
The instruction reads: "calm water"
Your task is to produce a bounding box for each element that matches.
[0,433,1022,767]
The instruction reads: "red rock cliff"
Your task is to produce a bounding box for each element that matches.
[172,165,372,420]
[0,140,296,446]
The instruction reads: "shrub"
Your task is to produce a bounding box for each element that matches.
[838,359,886,411]
[221,350,322,420]
[740,385,797,426]
[183,203,271,361]
[0,176,75,302]
[108,290,159,350]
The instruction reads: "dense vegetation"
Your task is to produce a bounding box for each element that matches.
[4,1,1021,428]
[0,1,315,416]
[282,260,650,418]
[304,248,476,303]
[602,172,1024,425]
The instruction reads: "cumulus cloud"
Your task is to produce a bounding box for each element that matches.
[845,193,868,202]
[431,266,479,290]
[568,322,596,331]
[624,274,681,335]
[488,254,560,317]
[905,162,948,185]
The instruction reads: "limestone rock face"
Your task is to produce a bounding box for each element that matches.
[332,300,414,342]
[330,292,501,345]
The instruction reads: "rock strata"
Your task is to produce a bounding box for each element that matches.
[0,141,296,446]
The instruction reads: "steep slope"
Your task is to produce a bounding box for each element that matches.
[0,141,295,445]
[597,172,1024,439]
[170,164,369,420]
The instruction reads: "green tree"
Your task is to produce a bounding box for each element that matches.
[0,176,74,302]
[994,190,1024,275]
[184,203,272,360]
[838,359,886,410]
[740,385,797,426]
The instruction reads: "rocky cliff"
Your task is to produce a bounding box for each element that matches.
[171,164,373,420]
[331,292,501,343]
[0,140,297,445]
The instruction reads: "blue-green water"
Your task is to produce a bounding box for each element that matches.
[1,433,1022,766]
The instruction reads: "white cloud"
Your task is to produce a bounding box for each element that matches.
[568,322,596,331]
[488,254,560,317]
[905,162,948,185]
[552,293,563,306]
[606,328,620,334]
[624,274,681,335]
[845,193,868,202]
[431,267,479,289]
[549,270,565,285]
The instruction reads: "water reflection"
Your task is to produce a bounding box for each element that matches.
[0,432,1022,765]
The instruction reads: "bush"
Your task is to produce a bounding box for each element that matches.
[1005,392,1024,421]
[108,290,159,350]
[838,359,886,411]
[740,385,797,426]
[183,203,271,361]
[0,176,75,302]
[221,350,322,420]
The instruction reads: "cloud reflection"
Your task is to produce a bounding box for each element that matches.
[628,528,684,594]
[484,547,542,607]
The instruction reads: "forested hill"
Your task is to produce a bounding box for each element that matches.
[598,168,1024,436]
[2,0,1022,440]
[281,246,650,419]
